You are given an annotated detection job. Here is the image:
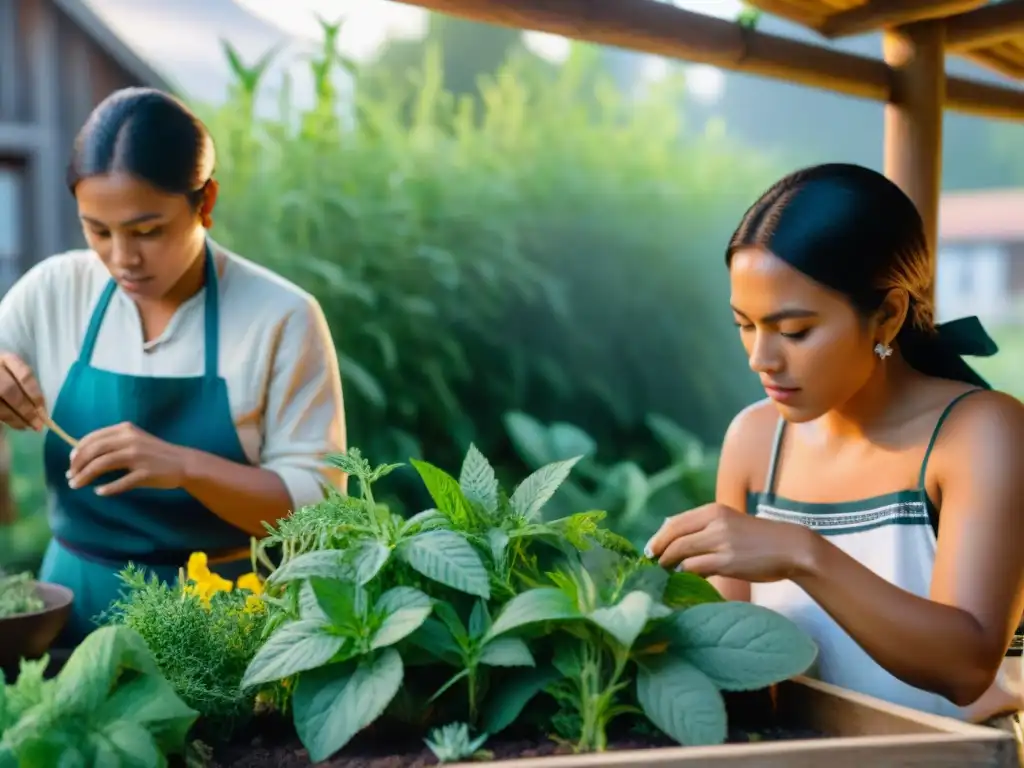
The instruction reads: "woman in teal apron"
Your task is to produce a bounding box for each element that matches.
[645,165,1024,753]
[0,87,346,645]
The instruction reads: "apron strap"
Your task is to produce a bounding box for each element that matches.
[78,239,222,379]
[79,280,119,365]
[202,240,220,380]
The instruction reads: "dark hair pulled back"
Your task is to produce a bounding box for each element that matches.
[726,163,994,388]
[67,87,214,203]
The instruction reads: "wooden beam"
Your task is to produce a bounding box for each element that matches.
[818,0,983,40]
[946,72,1024,119]
[945,0,1024,51]
[396,0,890,100]
[962,49,1024,81]
[390,0,1024,121]
[883,21,945,273]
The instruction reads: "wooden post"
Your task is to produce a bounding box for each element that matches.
[883,20,946,292]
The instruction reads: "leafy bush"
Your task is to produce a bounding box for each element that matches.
[0,626,196,766]
[195,32,770,496]
[503,411,717,546]
[103,559,269,739]
[241,447,816,763]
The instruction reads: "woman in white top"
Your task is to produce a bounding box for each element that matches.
[0,87,346,644]
[646,164,1024,725]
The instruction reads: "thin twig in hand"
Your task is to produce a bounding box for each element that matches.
[42,414,78,448]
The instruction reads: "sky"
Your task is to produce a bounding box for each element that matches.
[234,0,746,102]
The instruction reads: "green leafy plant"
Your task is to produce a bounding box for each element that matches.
[425,721,491,763]
[0,625,197,766]
[241,446,817,763]
[102,566,268,739]
[0,571,43,618]
[504,411,718,545]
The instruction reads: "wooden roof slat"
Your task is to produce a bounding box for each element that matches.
[945,0,1024,51]
[817,0,984,38]
[396,0,1024,121]
[963,48,1024,80]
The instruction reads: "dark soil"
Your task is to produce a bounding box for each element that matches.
[205,691,826,768]
[209,727,825,768]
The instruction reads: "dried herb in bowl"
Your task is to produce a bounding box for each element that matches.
[0,571,44,618]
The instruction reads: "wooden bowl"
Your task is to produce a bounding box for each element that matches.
[0,581,73,671]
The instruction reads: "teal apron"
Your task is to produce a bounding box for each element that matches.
[40,241,253,645]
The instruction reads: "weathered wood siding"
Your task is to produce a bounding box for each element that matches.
[1,0,139,269]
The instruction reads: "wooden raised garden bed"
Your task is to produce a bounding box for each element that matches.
[208,676,1017,768]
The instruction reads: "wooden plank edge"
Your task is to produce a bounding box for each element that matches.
[785,676,1008,737]
[447,733,1013,768]
[945,0,1024,51]
[818,0,984,40]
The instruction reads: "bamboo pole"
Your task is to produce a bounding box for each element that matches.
[883,21,946,291]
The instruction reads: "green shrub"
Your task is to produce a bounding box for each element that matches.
[241,447,816,763]
[194,34,772,502]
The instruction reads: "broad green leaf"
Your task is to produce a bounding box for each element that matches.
[468,600,491,638]
[485,587,581,641]
[344,540,391,585]
[95,720,162,766]
[293,649,404,762]
[411,460,473,523]
[241,619,345,687]
[485,528,509,565]
[480,664,560,736]
[298,581,328,622]
[432,600,468,643]
[52,626,160,713]
[588,590,670,649]
[94,673,197,753]
[509,457,582,520]
[400,508,448,535]
[663,571,724,608]
[371,587,434,649]
[459,444,499,515]
[669,602,817,691]
[398,530,490,598]
[311,577,368,629]
[478,636,535,667]
[408,618,463,665]
[622,563,670,601]
[636,657,726,746]
[267,550,350,585]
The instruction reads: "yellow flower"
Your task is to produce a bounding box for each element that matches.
[187,552,212,582]
[184,551,235,607]
[236,572,264,595]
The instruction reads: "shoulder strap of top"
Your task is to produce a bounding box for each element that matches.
[763,418,787,494]
[917,388,986,489]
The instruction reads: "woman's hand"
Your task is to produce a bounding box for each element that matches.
[67,422,188,496]
[0,354,45,431]
[644,504,820,583]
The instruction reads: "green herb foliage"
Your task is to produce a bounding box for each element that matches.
[103,567,268,739]
[244,446,817,762]
[0,626,197,767]
[0,572,43,618]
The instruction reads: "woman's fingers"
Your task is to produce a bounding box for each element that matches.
[0,355,43,430]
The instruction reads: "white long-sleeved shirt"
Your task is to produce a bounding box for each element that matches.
[0,242,346,510]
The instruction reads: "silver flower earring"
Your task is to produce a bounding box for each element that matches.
[874,342,893,360]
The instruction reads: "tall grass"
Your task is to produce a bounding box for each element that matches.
[199,30,776,496]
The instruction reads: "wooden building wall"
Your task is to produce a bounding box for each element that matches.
[0,0,139,289]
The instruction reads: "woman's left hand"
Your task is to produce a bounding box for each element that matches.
[67,422,188,496]
[644,503,819,583]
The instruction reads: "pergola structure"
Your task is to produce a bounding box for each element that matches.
[393,0,1024,284]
